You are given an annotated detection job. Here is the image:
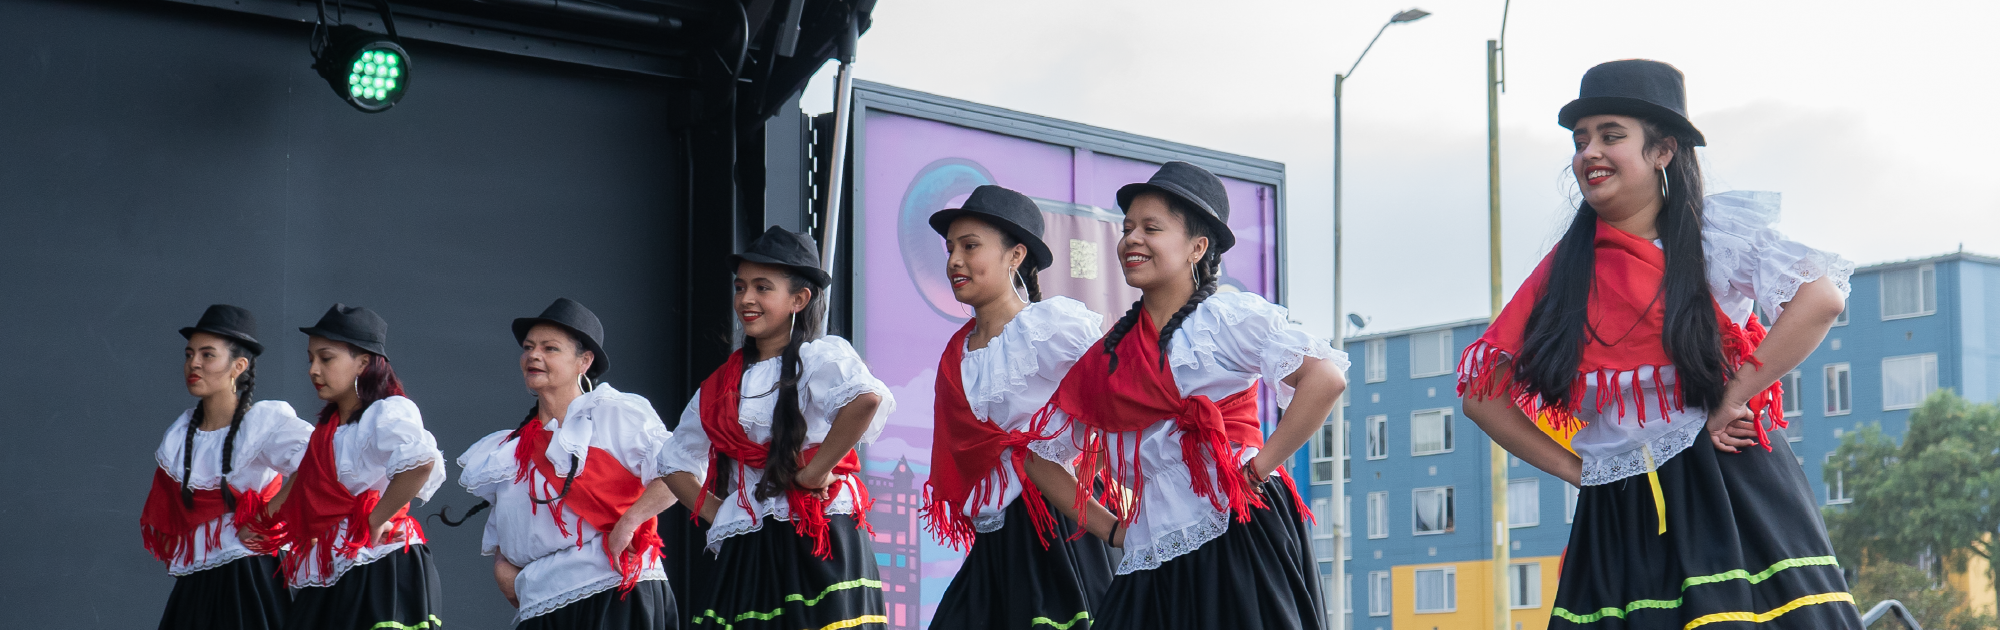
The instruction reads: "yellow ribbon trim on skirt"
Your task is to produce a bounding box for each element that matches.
[1682,591,1856,629]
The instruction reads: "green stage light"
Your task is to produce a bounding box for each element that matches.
[309,1,411,113]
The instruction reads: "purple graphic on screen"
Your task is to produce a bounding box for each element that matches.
[855,110,1280,627]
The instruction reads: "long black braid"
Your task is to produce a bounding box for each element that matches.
[747,271,827,502]
[1101,195,1223,372]
[182,339,256,511]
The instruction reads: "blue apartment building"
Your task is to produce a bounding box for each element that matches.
[1290,251,2000,629]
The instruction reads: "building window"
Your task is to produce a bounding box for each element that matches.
[1882,353,1939,410]
[1780,370,1802,417]
[1413,486,1454,535]
[1367,491,1388,539]
[1880,264,1937,320]
[1826,453,1852,505]
[1564,483,1579,524]
[1409,331,1454,378]
[1824,363,1851,416]
[1365,338,1387,383]
[1311,421,1338,483]
[1507,478,1539,528]
[1369,571,1391,616]
[1311,497,1335,560]
[1411,408,1454,455]
[1414,566,1457,613]
[1833,298,1849,326]
[1344,573,1354,614]
[1366,414,1388,460]
[1509,562,1542,609]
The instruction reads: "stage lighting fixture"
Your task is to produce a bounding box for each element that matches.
[310,1,411,113]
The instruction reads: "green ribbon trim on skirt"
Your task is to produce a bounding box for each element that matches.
[1551,555,1842,624]
[369,615,443,629]
[692,578,885,630]
[1030,611,1092,629]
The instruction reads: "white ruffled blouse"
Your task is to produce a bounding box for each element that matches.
[457,383,673,623]
[658,336,896,552]
[153,400,313,576]
[1570,191,1855,486]
[290,395,448,588]
[1030,291,1348,574]
[954,297,1104,532]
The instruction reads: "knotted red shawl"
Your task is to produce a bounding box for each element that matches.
[919,320,1061,551]
[258,414,422,583]
[1457,219,1786,448]
[512,418,663,594]
[139,467,281,565]
[696,351,872,560]
[1039,307,1310,539]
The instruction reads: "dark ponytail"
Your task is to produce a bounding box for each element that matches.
[1513,120,1725,412]
[1101,195,1222,372]
[747,272,828,502]
[182,339,256,511]
[994,229,1045,303]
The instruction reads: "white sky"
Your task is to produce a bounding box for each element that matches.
[805,0,2000,336]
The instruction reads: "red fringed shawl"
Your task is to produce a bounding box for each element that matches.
[696,351,871,560]
[1456,219,1786,448]
[256,414,423,583]
[513,418,663,594]
[1039,307,1310,538]
[920,321,1060,551]
[139,468,281,565]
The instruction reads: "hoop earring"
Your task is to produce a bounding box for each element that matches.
[1659,168,1670,200]
[1190,264,1199,287]
[352,377,360,396]
[577,373,590,394]
[1011,267,1029,304]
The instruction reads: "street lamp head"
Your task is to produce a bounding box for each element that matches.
[1391,8,1431,23]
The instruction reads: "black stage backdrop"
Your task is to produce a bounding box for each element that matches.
[0,0,695,626]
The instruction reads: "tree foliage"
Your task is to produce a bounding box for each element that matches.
[1824,390,2000,624]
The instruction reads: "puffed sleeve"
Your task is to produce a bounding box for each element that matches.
[1030,297,1106,380]
[583,388,673,481]
[1026,408,1083,474]
[455,429,517,502]
[799,337,896,445]
[1187,292,1349,407]
[657,392,711,482]
[1701,191,1855,322]
[243,401,312,478]
[368,396,446,502]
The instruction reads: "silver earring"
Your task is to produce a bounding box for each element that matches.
[353,377,360,395]
[1659,168,1670,199]
[577,373,589,394]
[1011,267,1029,304]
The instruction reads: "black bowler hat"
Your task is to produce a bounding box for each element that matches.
[514,298,610,379]
[181,304,264,356]
[1558,59,1706,147]
[299,303,391,358]
[727,226,832,287]
[1116,161,1236,253]
[928,185,1053,272]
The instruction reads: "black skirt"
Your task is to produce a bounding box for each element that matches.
[1552,434,1864,629]
[157,555,289,630]
[518,579,677,630]
[694,514,886,630]
[932,494,1116,630]
[1093,478,1324,630]
[286,544,444,630]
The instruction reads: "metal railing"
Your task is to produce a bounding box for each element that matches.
[1862,599,1923,630]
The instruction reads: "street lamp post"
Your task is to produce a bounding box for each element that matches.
[1330,9,1427,628]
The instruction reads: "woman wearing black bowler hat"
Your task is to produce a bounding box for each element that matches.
[1459,60,1861,628]
[253,304,447,630]
[1028,162,1350,630]
[447,298,681,628]
[919,185,1116,629]
[659,226,895,630]
[143,304,312,630]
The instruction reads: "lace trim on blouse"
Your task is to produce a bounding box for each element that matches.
[963,299,1097,407]
[1117,507,1231,574]
[1579,419,1703,486]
